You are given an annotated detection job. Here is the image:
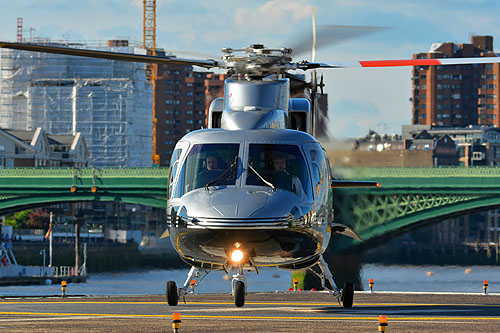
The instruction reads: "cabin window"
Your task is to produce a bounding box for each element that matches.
[168,148,183,198]
[176,143,239,196]
[305,143,329,201]
[246,144,311,199]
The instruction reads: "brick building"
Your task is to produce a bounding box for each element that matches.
[412,36,500,127]
[155,61,209,166]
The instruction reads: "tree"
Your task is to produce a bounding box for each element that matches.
[4,209,33,229]
[25,208,50,229]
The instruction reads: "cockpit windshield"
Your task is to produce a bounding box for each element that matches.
[246,144,312,199]
[177,143,240,196]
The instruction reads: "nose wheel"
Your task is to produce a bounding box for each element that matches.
[232,269,247,307]
[233,280,246,307]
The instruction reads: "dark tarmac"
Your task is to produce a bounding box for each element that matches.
[0,292,499,332]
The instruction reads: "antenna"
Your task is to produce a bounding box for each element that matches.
[311,8,316,62]
[310,8,317,136]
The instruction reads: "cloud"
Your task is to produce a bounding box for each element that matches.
[233,0,312,35]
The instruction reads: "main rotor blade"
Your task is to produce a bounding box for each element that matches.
[300,56,500,69]
[289,25,387,59]
[0,41,218,68]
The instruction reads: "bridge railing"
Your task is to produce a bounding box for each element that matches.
[0,167,169,178]
[335,166,500,179]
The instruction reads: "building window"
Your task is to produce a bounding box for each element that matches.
[186,101,193,105]
[166,100,173,105]
[186,110,193,114]
[186,120,193,124]
[186,92,193,96]
[165,110,173,115]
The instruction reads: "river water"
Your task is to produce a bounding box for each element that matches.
[1,264,499,296]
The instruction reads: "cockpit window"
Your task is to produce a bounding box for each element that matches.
[176,143,239,196]
[246,144,312,199]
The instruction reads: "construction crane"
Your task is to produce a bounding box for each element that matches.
[143,0,159,166]
[17,18,23,42]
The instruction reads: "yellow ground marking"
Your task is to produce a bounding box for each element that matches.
[2,301,500,308]
[0,311,500,322]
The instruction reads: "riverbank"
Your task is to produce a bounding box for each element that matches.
[7,241,187,273]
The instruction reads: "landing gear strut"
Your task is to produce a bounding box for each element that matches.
[307,256,354,308]
[166,266,209,306]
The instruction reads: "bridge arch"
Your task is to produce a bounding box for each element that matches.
[0,168,168,215]
[332,167,500,250]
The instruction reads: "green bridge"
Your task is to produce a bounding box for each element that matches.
[333,167,500,249]
[0,168,169,213]
[1,167,500,247]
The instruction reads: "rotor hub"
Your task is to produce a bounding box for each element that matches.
[220,45,295,77]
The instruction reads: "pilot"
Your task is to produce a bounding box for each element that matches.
[194,153,223,189]
[205,154,219,171]
[271,153,305,198]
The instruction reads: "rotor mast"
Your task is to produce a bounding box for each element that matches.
[143,0,158,166]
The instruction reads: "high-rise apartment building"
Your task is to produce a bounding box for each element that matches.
[412,36,500,127]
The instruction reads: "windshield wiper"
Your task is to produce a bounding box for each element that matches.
[205,157,238,190]
[248,163,276,191]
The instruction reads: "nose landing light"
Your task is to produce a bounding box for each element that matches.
[230,242,245,263]
[231,249,244,263]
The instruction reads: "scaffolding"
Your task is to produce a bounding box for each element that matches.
[0,42,153,167]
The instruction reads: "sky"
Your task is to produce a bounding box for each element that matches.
[1,0,500,138]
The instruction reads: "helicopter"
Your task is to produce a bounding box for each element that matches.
[3,26,500,309]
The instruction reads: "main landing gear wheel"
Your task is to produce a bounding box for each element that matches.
[234,280,246,307]
[166,280,179,306]
[342,282,354,308]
